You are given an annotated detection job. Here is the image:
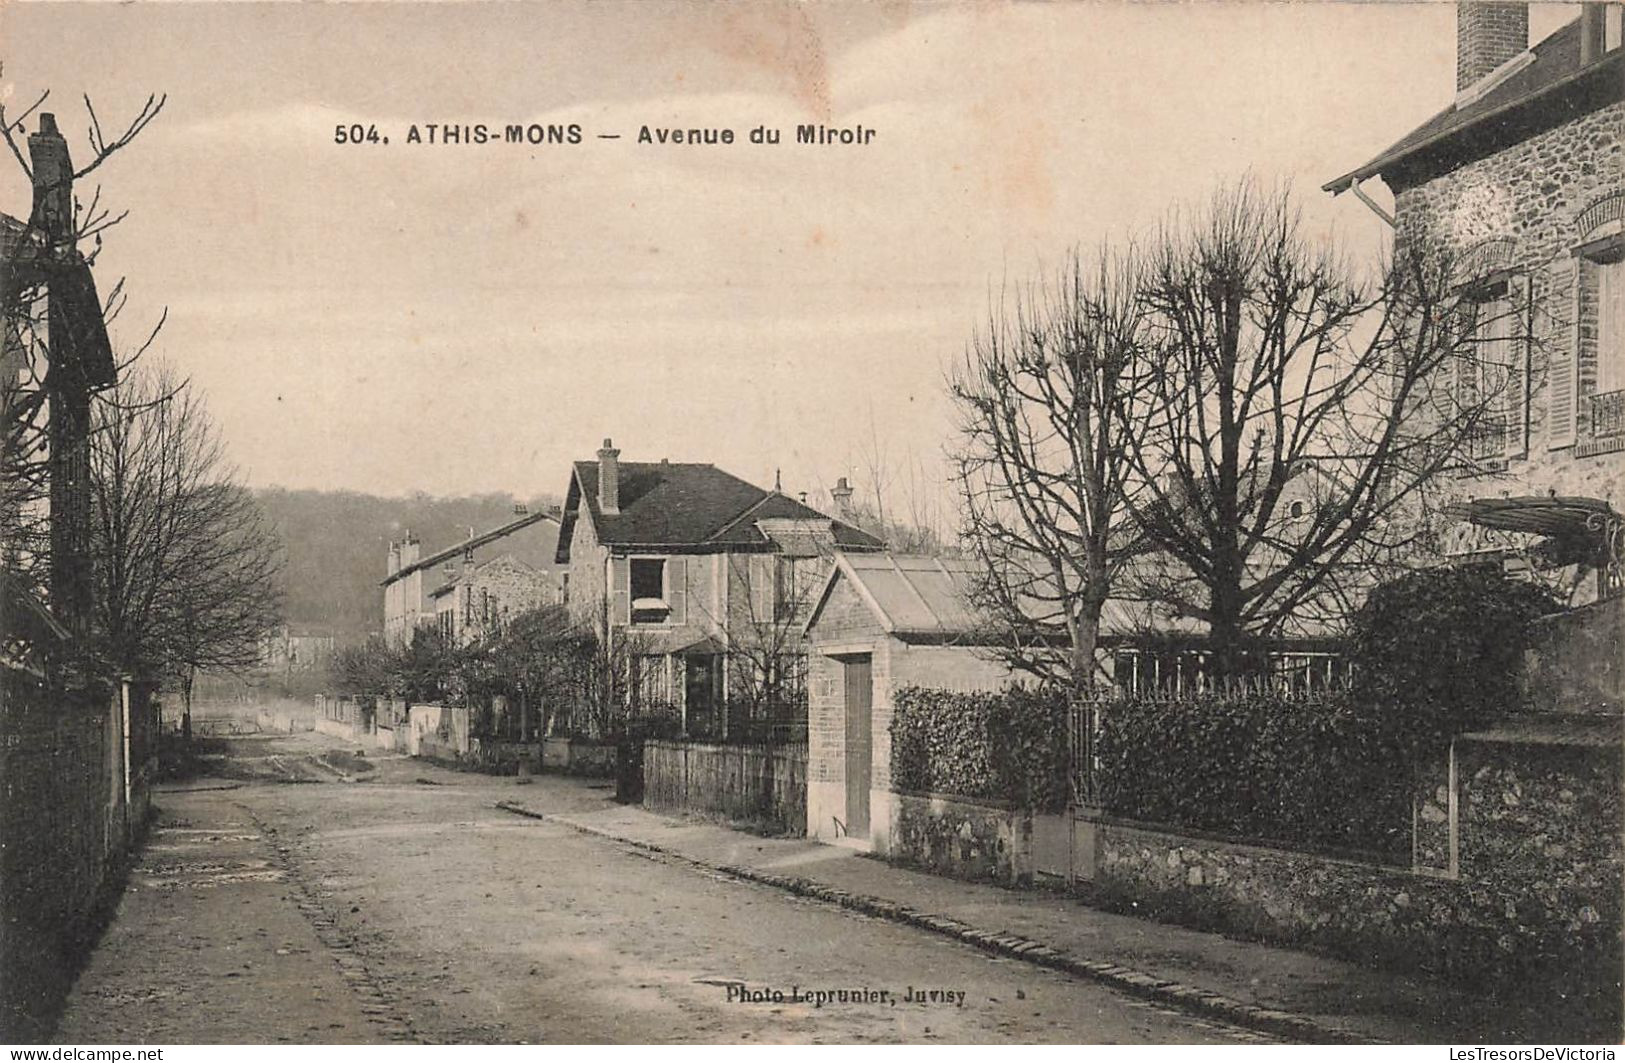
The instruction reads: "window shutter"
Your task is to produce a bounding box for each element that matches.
[667,557,687,625]
[611,556,630,624]
[756,555,775,620]
[1549,258,1579,450]
[1506,275,1531,459]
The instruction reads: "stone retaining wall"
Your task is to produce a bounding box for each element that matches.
[890,790,1030,886]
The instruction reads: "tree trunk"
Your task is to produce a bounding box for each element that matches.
[181,666,195,740]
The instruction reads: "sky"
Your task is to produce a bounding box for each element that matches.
[0,1,1581,513]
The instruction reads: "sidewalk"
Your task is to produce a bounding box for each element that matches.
[501,792,1553,1044]
[54,789,416,1044]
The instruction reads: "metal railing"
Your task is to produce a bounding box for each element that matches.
[1591,388,1625,439]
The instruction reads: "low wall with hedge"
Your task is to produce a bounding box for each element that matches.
[643,739,807,835]
[890,686,1068,813]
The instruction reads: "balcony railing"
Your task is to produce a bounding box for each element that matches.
[1591,389,1625,440]
[1467,414,1508,461]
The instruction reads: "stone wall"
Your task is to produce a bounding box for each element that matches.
[1393,99,1625,507]
[0,675,151,1040]
[891,791,1030,886]
[540,736,617,776]
[1087,736,1622,1013]
[643,739,807,835]
[1520,597,1623,714]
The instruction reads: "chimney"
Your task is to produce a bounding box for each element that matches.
[1457,2,1528,91]
[1580,3,1607,64]
[27,114,73,245]
[598,438,621,515]
[830,476,854,522]
[514,502,528,516]
[399,537,420,569]
[388,541,400,576]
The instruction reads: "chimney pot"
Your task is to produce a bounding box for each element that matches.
[1580,3,1607,64]
[830,476,855,522]
[597,438,622,515]
[27,113,73,243]
[1456,2,1529,92]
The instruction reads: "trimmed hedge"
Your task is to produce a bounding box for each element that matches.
[890,686,1069,813]
[1347,565,1559,763]
[1097,567,1561,859]
[1096,689,1410,858]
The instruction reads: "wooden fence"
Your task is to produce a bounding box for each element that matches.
[642,739,807,836]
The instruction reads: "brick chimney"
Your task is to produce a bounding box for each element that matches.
[597,438,621,515]
[1580,3,1608,64]
[830,476,854,522]
[27,113,73,245]
[1457,2,1528,91]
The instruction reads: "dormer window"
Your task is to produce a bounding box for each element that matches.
[630,557,669,623]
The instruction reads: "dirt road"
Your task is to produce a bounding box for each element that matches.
[55,730,1262,1044]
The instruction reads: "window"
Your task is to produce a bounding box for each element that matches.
[1288,500,1305,520]
[773,556,803,621]
[1462,279,1518,459]
[1581,235,1624,440]
[633,654,667,709]
[629,557,668,623]
[1592,246,1623,395]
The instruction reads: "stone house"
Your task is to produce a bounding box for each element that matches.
[381,506,562,646]
[427,553,562,647]
[555,439,884,738]
[1325,1,1625,598]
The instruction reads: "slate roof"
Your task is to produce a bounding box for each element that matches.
[556,459,883,562]
[1324,17,1625,193]
[381,508,560,587]
[0,211,116,390]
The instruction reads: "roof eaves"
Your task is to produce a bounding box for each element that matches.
[1324,47,1624,194]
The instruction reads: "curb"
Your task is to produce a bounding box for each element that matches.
[494,801,1382,1045]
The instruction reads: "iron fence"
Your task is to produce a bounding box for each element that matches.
[1591,388,1625,439]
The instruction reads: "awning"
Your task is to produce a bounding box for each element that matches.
[1442,495,1619,538]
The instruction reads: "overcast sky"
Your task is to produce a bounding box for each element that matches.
[0,1,1580,512]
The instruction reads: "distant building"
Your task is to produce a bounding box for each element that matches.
[1326,1,1624,599]
[555,438,884,737]
[260,626,336,673]
[382,506,562,646]
[427,553,562,646]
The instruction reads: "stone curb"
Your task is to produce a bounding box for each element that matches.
[494,801,1383,1045]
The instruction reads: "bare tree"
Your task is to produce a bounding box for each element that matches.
[949,248,1151,691]
[1114,179,1518,676]
[714,550,824,741]
[88,366,283,728]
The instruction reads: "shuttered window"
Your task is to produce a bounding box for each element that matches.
[1597,253,1624,396]
[1550,258,1579,450]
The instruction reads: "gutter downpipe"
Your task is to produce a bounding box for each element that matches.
[1349,175,1397,230]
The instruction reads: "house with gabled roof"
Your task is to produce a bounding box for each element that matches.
[381,505,562,647]
[555,438,884,738]
[1326,1,1624,602]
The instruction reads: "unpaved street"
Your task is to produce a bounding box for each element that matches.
[56,730,1260,1044]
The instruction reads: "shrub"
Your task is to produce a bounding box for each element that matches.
[1347,565,1559,768]
[891,685,1069,812]
[1096,688,1411,858]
